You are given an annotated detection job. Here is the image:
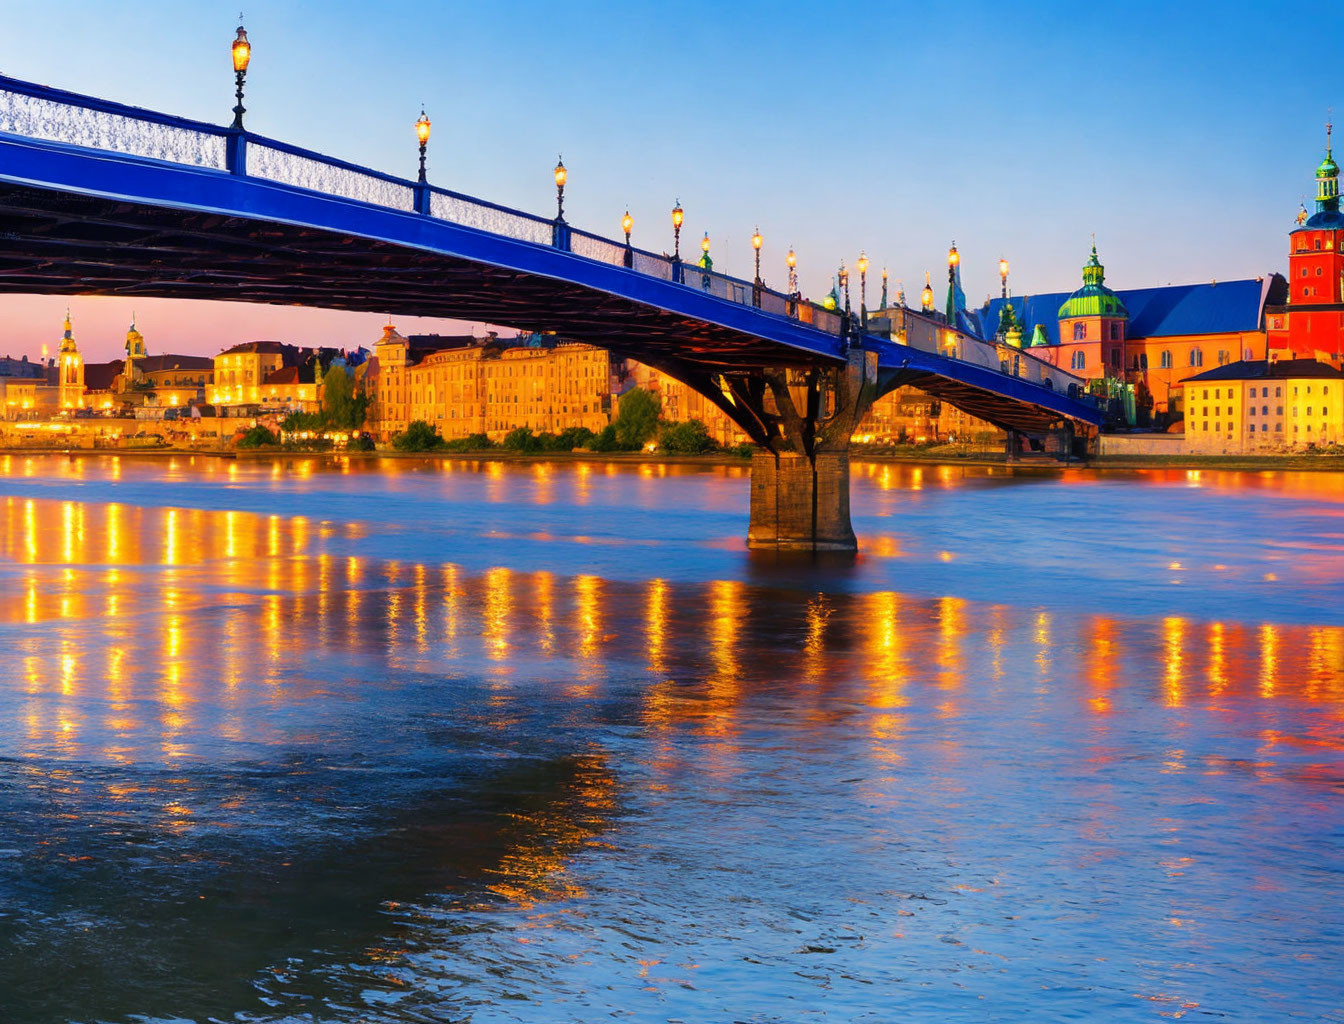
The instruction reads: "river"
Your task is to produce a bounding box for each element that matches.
[1,454,1341,1022]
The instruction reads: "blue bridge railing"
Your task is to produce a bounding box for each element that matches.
[0,73,847,337]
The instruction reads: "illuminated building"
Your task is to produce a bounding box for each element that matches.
[368,325,615,442]
[969,249,1282,421]
[1265,124,1344,362]
[1176,358,1344,452]
[208,341,320,412]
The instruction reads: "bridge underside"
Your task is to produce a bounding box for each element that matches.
[0,182,823,376]
[0,173,1097,553]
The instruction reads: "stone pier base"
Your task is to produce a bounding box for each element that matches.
[747,450,856,552]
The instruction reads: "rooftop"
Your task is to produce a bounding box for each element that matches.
[1179,358,1344,384]
[969,276,1280,346]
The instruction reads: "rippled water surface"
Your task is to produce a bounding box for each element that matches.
[1,454,1342,1023]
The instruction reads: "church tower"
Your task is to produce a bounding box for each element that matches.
[1058,244,1129,375]
[1269,123,1344,360]
[122,315,147,392]
[57,310,84,409]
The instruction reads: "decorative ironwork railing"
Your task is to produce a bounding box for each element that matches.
[0,73,849,340]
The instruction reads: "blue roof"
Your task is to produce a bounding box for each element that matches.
[966,278,1271,346]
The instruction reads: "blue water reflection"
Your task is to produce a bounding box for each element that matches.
[0,454,1341,1023]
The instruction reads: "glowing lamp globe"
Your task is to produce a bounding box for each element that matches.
[231,26,251,73]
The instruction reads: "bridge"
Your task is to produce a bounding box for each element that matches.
[0,73,1102,552]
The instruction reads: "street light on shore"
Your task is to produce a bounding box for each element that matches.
[622,210,633,245]
[230,21,251,129]
[999,256,1010,299]
[786,247,797,294]
[415,109,431,183]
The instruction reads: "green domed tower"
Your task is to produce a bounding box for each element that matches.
[1058,243,1128,374]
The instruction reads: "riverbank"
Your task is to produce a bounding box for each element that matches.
[4,443,1344,473]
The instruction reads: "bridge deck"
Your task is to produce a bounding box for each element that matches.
[0,72,1101,432]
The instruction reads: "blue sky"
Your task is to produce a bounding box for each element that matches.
[2,0,1340,360]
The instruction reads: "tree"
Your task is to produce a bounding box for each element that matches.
[322,364,363,429]
[442,433,496,452]
[236,425,278,448]
[392,419,444,452]
[587,424,622,452]
[658,418,716,454]
[502,426,541,452]
[551,426,595,451]
[613,387,660,449]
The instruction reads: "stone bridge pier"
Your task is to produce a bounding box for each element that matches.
[694,350,878,552]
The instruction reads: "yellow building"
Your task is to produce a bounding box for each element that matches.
[209,341,290,407]
[0,377,41,419]
[368,325,616,441]
[1178,358,1344,452]
[483,344,612,439]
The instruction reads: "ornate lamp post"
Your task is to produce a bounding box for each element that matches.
[947,241,960,320]
[751,226,764,307]
[880,266,889,309]
[230,21,251,130]
[671,201,684,260]
[786,247,797,293]
[999,256,1010,299]
[857,250,869,325]
[621,209,634,268]
[553,157,567,221]
[838,261,850,318]
[921,271,934,313]
[700,231,712,267]
[414,110,431,183]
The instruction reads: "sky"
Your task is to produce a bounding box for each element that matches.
[1,0,1340,363]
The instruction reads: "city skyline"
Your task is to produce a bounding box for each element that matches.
[1,0,1340,361]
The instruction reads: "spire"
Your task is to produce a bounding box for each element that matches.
[1316,117,1340,213]
[59,308,77,354]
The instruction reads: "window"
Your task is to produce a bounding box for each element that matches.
[1073,323,1086,341]
[1215,389,1221,399]
[1110,349,1121,368]
[1249,407,1256,416]
[1250,423,1256,432]
[1161,350,1172,369]
[1276,387,1282,397]
[1202,390,1209,399]
[1262,405,1268,415]
[1218,350,1228,365]
[1071,351,1086,370]
[1190,349,1204,367]
[1302,268,1309,277]
[1276,423,1282,432]
[1277,406,1284,415]
[1316,239,1322,251]
[1318,267,1325,276]
[1110,322,1120,340]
